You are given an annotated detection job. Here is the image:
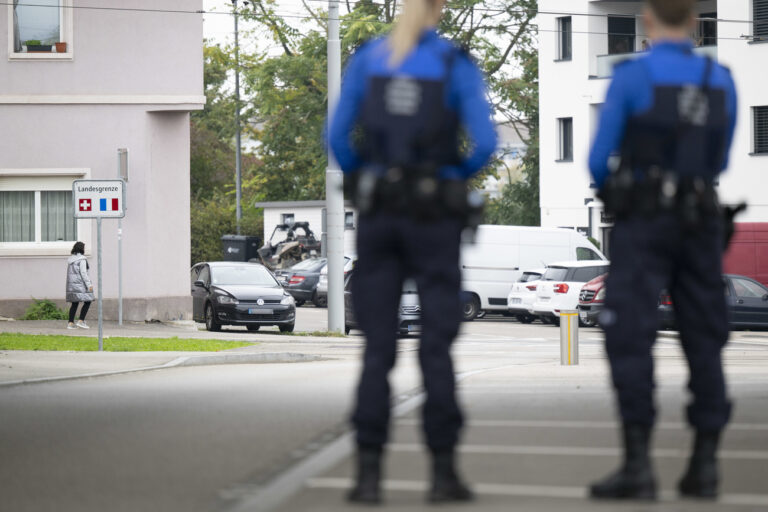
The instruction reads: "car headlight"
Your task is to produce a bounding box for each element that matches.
[595,288,606,301]
[217,295,238,305]
[281,293,295,305]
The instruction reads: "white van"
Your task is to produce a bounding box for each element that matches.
[460,225,606,319]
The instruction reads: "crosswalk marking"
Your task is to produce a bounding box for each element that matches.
[388,443,768,460]
[306,477,768,506]
[395,418,768,431]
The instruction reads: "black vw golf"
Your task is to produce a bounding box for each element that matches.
[191,262,296,332]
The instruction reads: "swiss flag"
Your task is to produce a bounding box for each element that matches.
[79,199,92,212]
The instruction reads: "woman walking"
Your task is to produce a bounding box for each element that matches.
[66,241,94,329]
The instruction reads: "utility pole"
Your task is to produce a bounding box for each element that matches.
[233,0,243,234]
[326,0,345,333]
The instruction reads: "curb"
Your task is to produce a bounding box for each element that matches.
[0,352,327,388]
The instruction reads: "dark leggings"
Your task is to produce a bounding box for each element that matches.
[69,302,91,323]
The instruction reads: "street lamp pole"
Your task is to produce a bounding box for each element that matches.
[326,0,344,333]
[233,0,243,234]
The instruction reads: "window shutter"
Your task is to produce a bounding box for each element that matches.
[755,106,768,154]
[756,0,768,37]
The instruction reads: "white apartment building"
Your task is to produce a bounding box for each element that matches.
[538,0,768,255]
[1,1,204,320]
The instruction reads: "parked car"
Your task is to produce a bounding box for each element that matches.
[279,257,350,307]
[316,257,356,305]
[507,268,546,323]
[191,261,296,332]
[530,261,610,326]
[659,274,768,330]
[577,273,607,327]
[343,273,424,336]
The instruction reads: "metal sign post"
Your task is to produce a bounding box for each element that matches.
[73,180,126,351]
[117,148,128,326]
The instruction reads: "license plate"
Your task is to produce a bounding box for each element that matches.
[510,298,522,305]
[249,308,271,315]
[579,310,589,321]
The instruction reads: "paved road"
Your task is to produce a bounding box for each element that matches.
[1,312,767,512]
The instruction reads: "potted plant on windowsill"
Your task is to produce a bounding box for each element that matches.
[55,42,67,53]
[25,40,52,53]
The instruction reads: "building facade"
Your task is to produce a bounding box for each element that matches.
[1,0,204,320]
[538,0,768,256]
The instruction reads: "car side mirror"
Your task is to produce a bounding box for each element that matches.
[763,294,768,301]
[194,280,207,289]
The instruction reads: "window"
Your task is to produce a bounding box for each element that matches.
[697,12,718,47]
[198,266,211,286]
[573,267,604,283]
[345,211,355,230]
[281,213,295,225]
[557,17,572,60]
[732,278,768,298]
[755,0,768,38]
[576,247,601,261]
[557,118,573,161]
[8,0,73,58]
[608,16,636,55]
[754,106,768,154]
[0,190,75,242]
[0,169,88,255]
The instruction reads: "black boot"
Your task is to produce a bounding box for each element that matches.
[678,430,721,499]
[347,445,383,504]
[590,424,657,500]
[428,450,474,503]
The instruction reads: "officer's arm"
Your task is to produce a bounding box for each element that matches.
[329,47,368,173]
[721,70,738,171]
[588,65,637,189]
[446,55,497,179]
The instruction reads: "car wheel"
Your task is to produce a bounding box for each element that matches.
[246,325,260,332]
[579,317,596,328]
[295,300,305,307]
[517,314,535,324]
[462,295,480,321]
[279,323,295,333]
[313,294,327,308]
[205,302,221,332]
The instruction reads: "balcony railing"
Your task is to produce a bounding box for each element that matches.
[594,45,718,79]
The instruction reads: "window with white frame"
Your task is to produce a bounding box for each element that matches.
[281,213,295,225]
[557,17,572,61]
[9,0,73,57]
[345,211,355,230]
[557,117,574,161]
[755,0,768,38]
[754,106,768,154]
[0,171,87,253]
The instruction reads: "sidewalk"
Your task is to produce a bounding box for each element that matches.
[0,319,346,386]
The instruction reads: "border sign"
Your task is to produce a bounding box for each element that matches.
[73,180,125,219]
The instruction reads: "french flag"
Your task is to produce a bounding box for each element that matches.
[100,198,119,211]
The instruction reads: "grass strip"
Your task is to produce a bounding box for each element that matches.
[0,333,253,352]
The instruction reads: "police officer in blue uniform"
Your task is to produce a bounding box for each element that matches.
[329,0,496,504]
[589,0,737,501]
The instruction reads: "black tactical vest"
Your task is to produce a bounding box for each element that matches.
[619,57,729,182]
[357,49,461,171]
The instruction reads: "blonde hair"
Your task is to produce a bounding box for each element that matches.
[388,0,438,67]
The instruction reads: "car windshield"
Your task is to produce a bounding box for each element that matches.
[519,272,542,283]
[291,258,326,272]
[211,265,278,286]
[543,267,569,281]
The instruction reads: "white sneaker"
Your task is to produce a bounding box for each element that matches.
[67,322,76,330]
[76,320,90,329]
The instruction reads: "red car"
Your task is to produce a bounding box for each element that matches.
[577,273,607,327]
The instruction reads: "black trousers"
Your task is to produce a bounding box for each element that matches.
[68,301,91,323]
[351,213,464,452]
[602,214,732,431]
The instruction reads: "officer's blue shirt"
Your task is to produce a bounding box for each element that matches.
[589,40,737,189]
[329,29,497,180]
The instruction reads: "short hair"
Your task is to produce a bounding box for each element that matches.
[647,0,696,26]
[71,241,85,254]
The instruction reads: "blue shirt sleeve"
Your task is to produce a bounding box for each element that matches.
[329,45,369,174]
[442,54,497,180]
[589,63,645,189]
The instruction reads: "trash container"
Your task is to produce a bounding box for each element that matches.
[221,235,261,262]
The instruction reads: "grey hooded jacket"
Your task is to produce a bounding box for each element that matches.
[66,254,95,303]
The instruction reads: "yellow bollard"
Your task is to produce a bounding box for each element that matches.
[559,311,579,365]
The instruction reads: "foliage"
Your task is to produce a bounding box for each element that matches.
[25,40,42,46]
[0,333,252,352]
[22,299,67,321]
